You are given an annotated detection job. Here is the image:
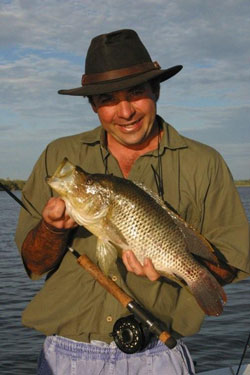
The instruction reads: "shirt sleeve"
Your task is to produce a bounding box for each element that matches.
[201,152,250,277]
[15,147,53,279]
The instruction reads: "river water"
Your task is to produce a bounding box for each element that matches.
[0,188,249,374]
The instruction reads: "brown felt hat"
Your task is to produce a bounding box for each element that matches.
[58,29,183,96]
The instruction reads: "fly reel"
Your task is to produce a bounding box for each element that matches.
[111,315,152,354]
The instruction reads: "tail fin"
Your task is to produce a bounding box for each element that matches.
[188,268,227,316]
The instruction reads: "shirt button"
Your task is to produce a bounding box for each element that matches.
[112,275,118,282]
[106,316,113,323]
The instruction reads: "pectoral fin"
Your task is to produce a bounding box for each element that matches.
[96,239,118,275]
[96,218,129,275]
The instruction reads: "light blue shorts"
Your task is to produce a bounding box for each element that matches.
[37,335,195,375]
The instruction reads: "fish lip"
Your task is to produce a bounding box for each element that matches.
[53,158,75,179]
[48,158,89,188]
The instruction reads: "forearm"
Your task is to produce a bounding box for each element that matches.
[22,219,71,275]
[202,259,238,286]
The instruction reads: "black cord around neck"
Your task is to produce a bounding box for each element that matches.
[151,125,164,200]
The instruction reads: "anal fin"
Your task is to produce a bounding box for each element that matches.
[188,267,227,316]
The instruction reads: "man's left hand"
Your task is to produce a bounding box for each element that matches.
[122,250,160,281]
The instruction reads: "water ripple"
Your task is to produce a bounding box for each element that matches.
[1,189,250,374]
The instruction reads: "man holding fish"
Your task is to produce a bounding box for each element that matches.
[15,29,250,374]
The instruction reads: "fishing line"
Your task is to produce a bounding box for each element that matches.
[100,145,109,175]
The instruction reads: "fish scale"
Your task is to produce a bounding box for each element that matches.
[110,182,189,275]
[47,158,227,316]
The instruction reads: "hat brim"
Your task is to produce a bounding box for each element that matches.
[58,65,183,96]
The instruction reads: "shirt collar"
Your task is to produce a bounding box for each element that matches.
[80,126,104,145]
[150,115,188,157]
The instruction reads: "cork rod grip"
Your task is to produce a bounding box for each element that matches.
[77,254,132,307]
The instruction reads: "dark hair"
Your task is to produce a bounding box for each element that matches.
[149,78,160,101]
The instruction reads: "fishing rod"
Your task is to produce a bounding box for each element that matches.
[236,332,250,375]
[2,181,177,352]
[68,247,177,352]
[0,182,30,213]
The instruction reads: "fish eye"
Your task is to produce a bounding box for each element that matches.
[86,177,93,185]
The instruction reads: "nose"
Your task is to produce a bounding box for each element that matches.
[117,100,135,119]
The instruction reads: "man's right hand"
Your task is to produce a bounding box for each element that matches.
[42,197,78,230]
[22,198,77,275]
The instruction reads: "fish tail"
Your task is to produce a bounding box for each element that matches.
[188,268,227,316]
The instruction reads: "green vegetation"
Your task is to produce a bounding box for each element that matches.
[235,180,250,187]
[0,178,250,191]
[0,178,26,191]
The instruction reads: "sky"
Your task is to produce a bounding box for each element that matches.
[0,0,249,180]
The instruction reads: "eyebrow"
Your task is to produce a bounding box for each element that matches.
[94,83,148,102]
[98,93,112,99]
[93,93,113,103]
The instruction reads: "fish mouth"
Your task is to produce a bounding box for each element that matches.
[47,158,77,188]
[53,158,75,179]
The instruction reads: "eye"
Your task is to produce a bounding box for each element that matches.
[97,94,115,105]
[86,177,93,185]
[128,85,146,100]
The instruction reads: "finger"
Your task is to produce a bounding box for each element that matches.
[64,208,74,221]
[42,198,76,229]
[43,198,66,221]
[49,200,66,220]
[122,251,134,273]
[46,197,64,209]
[143,258,160,281]
[122,250,144,276]
[63,216,78,229]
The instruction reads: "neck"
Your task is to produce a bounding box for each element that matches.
[107,122,162,177]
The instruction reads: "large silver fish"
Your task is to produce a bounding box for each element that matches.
[47,158,227,316]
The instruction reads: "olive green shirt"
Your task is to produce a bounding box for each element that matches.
[15,116,250,342]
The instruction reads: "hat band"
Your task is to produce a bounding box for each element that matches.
[81,61,161,86]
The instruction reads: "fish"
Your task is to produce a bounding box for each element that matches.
[47,158,227,316]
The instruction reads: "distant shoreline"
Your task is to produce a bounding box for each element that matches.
[1,178,250,191]
[235,180,250,187]
[0,179,26,191]
[236,183,250,187]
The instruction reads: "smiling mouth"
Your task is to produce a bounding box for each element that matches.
[117,118,142,127]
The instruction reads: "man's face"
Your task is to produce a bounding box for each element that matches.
[91,82,158,147]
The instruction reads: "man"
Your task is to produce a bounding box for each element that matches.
[15,29,250,374]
